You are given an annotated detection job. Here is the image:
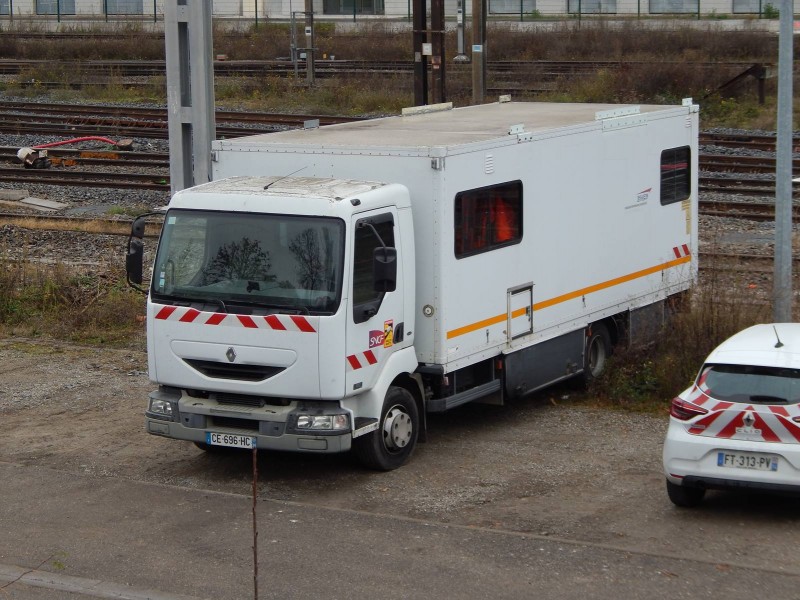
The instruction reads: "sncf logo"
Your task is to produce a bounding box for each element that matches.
[369,330,385,348]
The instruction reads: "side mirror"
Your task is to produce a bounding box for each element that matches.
[126,238,144,285]
[131,215,147,239]
[126,215,148,290]
[373,246,397,292]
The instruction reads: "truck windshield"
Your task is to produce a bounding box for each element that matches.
[151,209,345,315]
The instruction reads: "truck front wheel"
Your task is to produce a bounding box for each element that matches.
[354,386,419,471]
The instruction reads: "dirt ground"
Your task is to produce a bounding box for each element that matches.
[2,334,800,584]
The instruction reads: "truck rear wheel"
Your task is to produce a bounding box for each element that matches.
[353,386,419,471]
[584,323,611,383]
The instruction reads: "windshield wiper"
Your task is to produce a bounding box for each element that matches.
[152,292,228,313]
[225,297,310,315]
[749,395,791,404]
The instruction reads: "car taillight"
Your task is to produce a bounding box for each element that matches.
[670,397,709,421]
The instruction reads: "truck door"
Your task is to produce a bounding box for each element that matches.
[508,284,533,340]
[345,210,404,395]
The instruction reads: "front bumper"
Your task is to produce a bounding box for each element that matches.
[663,419,800,493]
[145,387,352,454]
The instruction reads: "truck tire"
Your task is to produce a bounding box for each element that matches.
[584,323,611,382]
[353,386,419,471]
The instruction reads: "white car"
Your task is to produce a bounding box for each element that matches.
[662,323,800,507]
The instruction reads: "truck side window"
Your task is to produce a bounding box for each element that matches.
[660,146,691,205]
[353,215,395,323]
[454,180,522,258]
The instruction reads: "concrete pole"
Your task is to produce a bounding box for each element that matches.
[412,0,428,105]
[164,0,216,195]
[431,0,446,103]
[455,0,468,61]
[471,0,486,104]
[773,0,793,322]
[305,0,315,86]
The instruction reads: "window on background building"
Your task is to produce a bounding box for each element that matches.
[489,0,536,14]
[732,0,760,12]
[567,0,617,13]
[454,181,523,258]
[649,0,698,13]
[0,0,8,15]
[660,146,691,205]
[323,0,384,15]
[36,0,75,14]
[106,0,144,15]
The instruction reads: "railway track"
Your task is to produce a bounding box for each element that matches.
[699,252,797,274]
[0,58,769,98]
[700,153,799,175]
[0,101,363,126]
[0,101,362,139]
[0,58,762,76]
[0,166,169,190]
[699,199,799,221]
[699,175,792,197]
[699,132,788,153]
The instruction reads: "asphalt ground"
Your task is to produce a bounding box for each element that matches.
[3,459,800,600]
[2,340,800,599]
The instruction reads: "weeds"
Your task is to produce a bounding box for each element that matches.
[0,231,144,346]
[591,264,771,412]
[0,23,787,127]
[762,3,779,18]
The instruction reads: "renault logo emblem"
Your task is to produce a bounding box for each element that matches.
[743,412,755,428]
[226,347,237,362]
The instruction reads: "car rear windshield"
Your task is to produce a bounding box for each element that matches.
[699,364,800,404]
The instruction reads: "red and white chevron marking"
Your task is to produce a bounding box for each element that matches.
[672,244,691,259]
[347,350,378,371]
[154,305,317,332]
[683,383,800,443]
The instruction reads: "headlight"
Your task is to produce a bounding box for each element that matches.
[149,398,174,417]
[296,414,349,431]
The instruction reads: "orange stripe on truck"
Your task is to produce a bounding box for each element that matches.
[446,255,692,340]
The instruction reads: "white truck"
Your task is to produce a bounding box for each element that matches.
[126,99,699,470]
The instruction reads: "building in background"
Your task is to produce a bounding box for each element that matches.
[0,0,789,22]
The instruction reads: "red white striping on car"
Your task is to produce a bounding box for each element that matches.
[153,305,317,332]
[684,385,800,443]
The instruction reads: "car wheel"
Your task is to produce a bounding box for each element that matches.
[353,386,419,471]
[666,479,705,507]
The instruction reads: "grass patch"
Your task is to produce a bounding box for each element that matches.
[589,270,771,413]
[0,241,145,346]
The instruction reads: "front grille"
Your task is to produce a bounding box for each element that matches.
[209,416,259,431]
[184,359,284,382]
[216,393,266,408]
